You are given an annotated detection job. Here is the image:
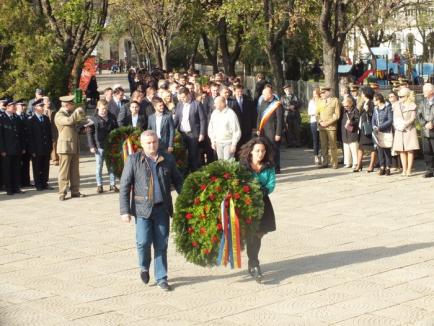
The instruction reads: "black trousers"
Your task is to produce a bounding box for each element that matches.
[0,156,4,189]
[2,155,20,192]
[32,154,50,189]
[422,137,434,172]
[247,233,262,268]
[199,136,215,166]
[377,147,392,168]
[181,132,201,172]
[20,153,31,186]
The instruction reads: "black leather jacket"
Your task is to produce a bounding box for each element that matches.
[87,114,118,149]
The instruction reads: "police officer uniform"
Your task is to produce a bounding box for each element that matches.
[16,100,32,187]
[28,99,53,190]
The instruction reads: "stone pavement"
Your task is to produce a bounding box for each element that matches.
[1,147,434,326]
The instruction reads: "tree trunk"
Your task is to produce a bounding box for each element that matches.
[201,33,219,74]
[323,42,339,97]
[266,47,284,90]
[188,36,200,71]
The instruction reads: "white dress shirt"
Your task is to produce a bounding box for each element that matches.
[180,102,191,133]
[156,114,163,139]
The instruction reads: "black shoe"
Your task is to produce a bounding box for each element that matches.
[251,266,263,283]
[157,281,172,291]
[378,168,385,176]
[43,185,54,190]
[385,168,391,176]
[140,270,150,284]
[109,185,119,192]
[6,191,14,196]
[71,192,86,198]
[97,186,103,194]
[14,189,25,194]
[36,187,44,191]
[423,171,433,178]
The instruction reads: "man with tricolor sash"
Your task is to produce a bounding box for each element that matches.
[256,84,283,173]
[317,86,340,169]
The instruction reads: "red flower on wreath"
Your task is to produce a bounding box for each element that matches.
[244,197,252,205]
[192,241,198,247]
[217,223,222,231]
[200,184,207,191]
[194,197,201,205]
[223,172,231,180]
[242,185,251,193]
[203,248,210,255]
[209,194,216,201]
[226,193,232,199]
[211,235,219,243]
[216,186,222,192]
[200,213,206,220]
[185,213,193,220]
[233,192,241,200]
[200,227,206,234]
[210,176,218,182]
[188,227,194,234]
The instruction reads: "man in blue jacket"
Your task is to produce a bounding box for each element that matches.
[119,130,183,291]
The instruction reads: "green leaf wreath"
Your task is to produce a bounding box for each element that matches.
[104,126,142,178]
[172,160,264,267]
[173,131,188,174]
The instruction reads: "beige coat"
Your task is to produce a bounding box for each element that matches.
[317,97,340,131]
[392,102,420,152]
[55,108,85,154]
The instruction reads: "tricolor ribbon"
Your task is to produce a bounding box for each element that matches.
[217,198,242,268]
[258,100,281,132]
[122,137,134,162]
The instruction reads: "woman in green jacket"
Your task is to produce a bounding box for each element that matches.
[239,137,276,283]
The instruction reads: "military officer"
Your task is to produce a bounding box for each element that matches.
[0,97,8,191]
[28,99,53,190]
[317,86,340,169]
[54,95,86,201]
[16,99,32,187]
[0,100,25,195]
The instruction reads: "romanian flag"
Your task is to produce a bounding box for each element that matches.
[122,137,134,162]
[258,100,281,132]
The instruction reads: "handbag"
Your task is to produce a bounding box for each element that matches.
[362,119,372,136]
[344,112,355,132]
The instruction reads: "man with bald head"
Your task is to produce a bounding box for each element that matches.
[418,83,434,178]
[208,96,241,160]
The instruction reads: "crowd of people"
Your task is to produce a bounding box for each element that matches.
[307,79,434,178]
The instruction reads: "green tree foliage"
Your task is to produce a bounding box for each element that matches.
[0,0,65,99]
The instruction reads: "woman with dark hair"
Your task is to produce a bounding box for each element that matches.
[388,91,402,172]
[354,86,376,172]
[239,137,276,283]
[372,93,393,175]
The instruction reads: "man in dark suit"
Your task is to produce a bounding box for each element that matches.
[16,99,32,187]
[0,100,25,195]
[174,87,206,172]
[118,90,147,128]
[28,99,53,191]
[108,87,125,119]
[233,84,255,149]
[123,101,147,130]
[257,84,283,173]
[148,98,175,153]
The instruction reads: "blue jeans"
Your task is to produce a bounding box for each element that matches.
[310,122,320,156]
[135,205,170,283]
[95,148,115,186]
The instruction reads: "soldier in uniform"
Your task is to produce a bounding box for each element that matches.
[28,99,53,190]
[0,97,8,191]
[55,95,86,201]
[16,99,32,187]
[317,86,340,169]
[281,84,301,147]
[0,100,25,195]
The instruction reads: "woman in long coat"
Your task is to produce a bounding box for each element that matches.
[341,96,360,169]
[392,87,420,176]
[355,86,377,172]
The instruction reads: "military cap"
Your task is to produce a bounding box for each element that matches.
[319,86,331,93]
[369,82,379,89]
[32,98,44,107]
[0,97,8,103]
[6,100,16,106]
[391,80,400,86]
[349,84,359,91]
[59,95,74,102]
[16,99,26,106]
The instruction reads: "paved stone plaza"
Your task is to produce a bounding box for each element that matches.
[1,146,434,326]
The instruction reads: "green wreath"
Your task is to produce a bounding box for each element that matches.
[172,160,264,267]
[104,126,143,178]
[172,131,188,174]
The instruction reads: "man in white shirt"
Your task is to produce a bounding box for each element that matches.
[208,96,241,160]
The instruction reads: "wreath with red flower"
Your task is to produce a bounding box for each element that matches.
[172,160,264,267]
[104,126,142,178]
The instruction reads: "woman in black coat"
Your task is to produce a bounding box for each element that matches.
[341,96,360,169]
[355,86,377,172]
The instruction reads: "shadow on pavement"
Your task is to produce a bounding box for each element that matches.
[170,242,434,288]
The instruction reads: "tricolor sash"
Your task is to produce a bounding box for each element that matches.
[122,137,134,162]
[217,198,242,268]
[258,100,281,132]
